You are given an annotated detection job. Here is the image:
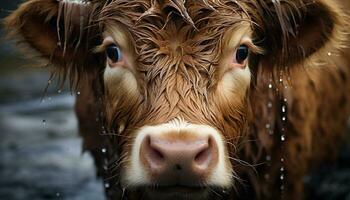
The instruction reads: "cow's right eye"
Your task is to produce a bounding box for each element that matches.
[236,45,249,64]
[106,44,122,63]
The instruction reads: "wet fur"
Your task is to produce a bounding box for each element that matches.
[4,0,350,199]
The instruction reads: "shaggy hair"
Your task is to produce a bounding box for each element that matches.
[4,0,350,199]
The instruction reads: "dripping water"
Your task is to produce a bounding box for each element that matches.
[279,71,288,199]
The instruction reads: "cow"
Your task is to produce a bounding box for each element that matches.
[4,0,350,199]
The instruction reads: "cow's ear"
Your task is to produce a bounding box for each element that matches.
[252,0,348,71]
[4,0,102,81]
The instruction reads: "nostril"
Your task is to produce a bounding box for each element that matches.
[149,145,165,161]
[143,136,165,167]
[194,145,211,166]
[194,137,216,169]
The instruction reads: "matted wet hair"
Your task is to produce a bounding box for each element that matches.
[4,0,350,199]
[4,0,348,88]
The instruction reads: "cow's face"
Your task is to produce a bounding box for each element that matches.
[100,3,257,194]
[5,0,344,199]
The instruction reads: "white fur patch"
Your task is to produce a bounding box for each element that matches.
[104,63,139,100]
[122,118,233,188]
[218,67,251,99]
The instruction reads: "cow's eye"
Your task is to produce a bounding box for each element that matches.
[235,45,249,64]
[106,44,122,63]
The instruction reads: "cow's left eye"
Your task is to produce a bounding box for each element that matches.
[106,44,122,63]
[235,45,249,64]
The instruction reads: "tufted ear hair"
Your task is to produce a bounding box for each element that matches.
[251,0,348,72]
[4,0,103,86]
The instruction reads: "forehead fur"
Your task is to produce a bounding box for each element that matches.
[91,0,311,61]
[98,0,253,55]
[99,2,251,57]
[98,0,254,91]
[100,0,254,126]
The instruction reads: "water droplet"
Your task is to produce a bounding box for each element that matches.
[77,91,81,95]
[280,167,284,172]
[282,105,286,113]
[284,98,287,102]
[266,155,271,161]
[57,89,62,94]
[101,148,107,153]
[280,174,284,180]
[265,123,271,129]
[48,80,52,84]
[42,120,46,125]
[279,78,283,82]
[267,102,273,108]
[281,135,285,141]
[280,185,284,190]
[104,182,110,188]
[122,187,126,197]
[268,83,273,89]
[281,158,284,162]
[282,116,286,121]
[56,192,60,197]
[103,165,108,171]
[327,52,332,56]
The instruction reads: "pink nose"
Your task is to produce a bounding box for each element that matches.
[140,134,218,185]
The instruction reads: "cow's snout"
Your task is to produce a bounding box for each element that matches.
[140,134,218,183]
[125,122,232,189]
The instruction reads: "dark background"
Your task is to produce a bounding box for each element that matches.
[0,1,350,200]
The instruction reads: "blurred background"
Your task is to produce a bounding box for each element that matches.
[1,1,350,200]
[0,1,104,200]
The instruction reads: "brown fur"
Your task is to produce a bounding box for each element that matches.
[4,0,350,199]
